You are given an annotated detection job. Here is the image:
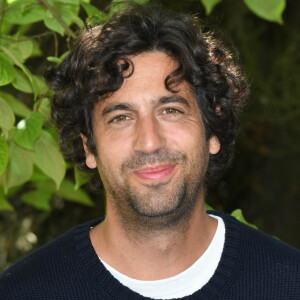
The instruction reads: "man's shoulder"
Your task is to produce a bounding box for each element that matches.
[233,213,300,261]
[0,218,103,299]
[216,214,300,299]
[212,211,300,298]
[212,210,300,260]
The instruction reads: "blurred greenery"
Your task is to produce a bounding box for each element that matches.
[0,0,299,271]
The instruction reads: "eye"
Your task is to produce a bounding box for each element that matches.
[162,107,182,115]
[110,115,129,123]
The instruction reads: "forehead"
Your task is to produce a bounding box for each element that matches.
[97,51,197,110]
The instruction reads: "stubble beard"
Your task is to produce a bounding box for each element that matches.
[100,148,209,234]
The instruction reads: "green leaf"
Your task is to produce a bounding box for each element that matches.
[4,0,46,25]
[0,52,16,86]
[0,187,14,211]
[44,10,65,36]
[0,91,31,118]
[132,0,149,4]
[35,76,49,95]
[0,198,14,211]
[0,97,15,131]
[110,0,149,15]
[74,167,90,190]
[110,0,127,14]
[46,56,63,63]
[72,15,84,28]
[44,5,82,36]
[58,179,93,206]
[231,209,258,229]
[0,141,34,192]
[8,39,33,62]
[60,3,80,15]
[87,13,109,26]
[14,112,43,150]
[31,40,43,57]
[47,50,70,64]
[0,11,13,35]
[111,0,149,5]
[55,0,80,4]
[243,0,286,24]
[30,166,52,182]
[0,136,9,176]
[45,126,59,141]
[21,189,52,210]
[36,179,93,206]
[6,185,22,198]
[12,69,33,93]
[34,97,51,121]
[0,46,39,99]
[205,203,215,211]
[33,130,66,189]
[80,1,102,17]
[200,0,222,15]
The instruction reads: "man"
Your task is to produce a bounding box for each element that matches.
[1,3,299,300]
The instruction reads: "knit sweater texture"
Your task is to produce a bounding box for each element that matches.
[0,211,300,299]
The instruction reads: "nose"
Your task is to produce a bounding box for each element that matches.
[133,115,165,154]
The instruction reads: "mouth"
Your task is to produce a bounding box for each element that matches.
[133,164,176,182]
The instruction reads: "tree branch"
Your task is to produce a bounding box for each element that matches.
[0,0,5,37]
[34,90,51,112]
[4,31,59,58]
[5,31,55,42]
[54,31,58,57]
[39,0,76,39]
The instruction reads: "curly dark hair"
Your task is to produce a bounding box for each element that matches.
[45,3,248,190]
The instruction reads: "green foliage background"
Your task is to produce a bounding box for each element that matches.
[0,0,299,270]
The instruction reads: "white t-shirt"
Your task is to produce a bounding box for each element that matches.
[99,215,225,299]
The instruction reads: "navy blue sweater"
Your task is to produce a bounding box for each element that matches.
[1,211,300,299]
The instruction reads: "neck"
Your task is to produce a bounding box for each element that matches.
[90,193,217,280]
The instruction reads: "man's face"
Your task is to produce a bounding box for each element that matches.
[84,52,220,229]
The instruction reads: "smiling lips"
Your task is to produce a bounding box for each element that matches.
[133,165,176,181]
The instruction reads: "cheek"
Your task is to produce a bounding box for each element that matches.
[96,131,133,171]
[166,122,206,152]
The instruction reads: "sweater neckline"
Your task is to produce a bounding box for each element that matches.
[73,211,241,299]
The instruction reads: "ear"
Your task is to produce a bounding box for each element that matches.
[81,134,97,169]
[209,136,221,155]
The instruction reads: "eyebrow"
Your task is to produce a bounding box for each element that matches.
[101,95,191,116]
[102,103,135,116]
[158,95,191,107]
